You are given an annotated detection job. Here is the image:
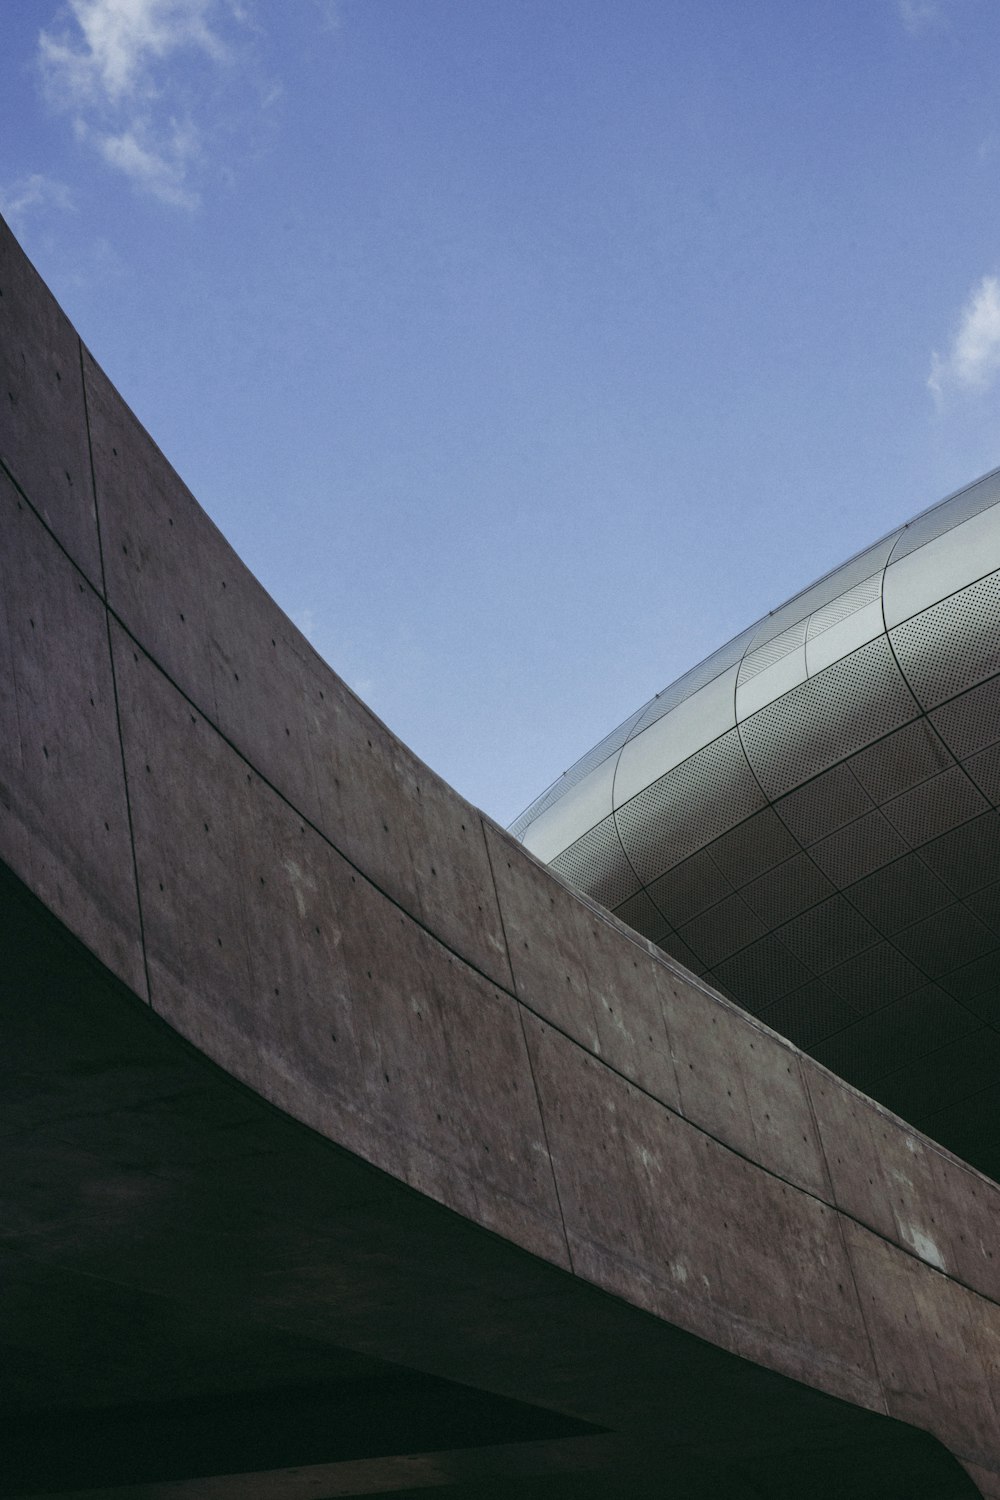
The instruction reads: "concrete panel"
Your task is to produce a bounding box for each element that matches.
[658,961,831,1198]
[82,348,221,713]
[522,1012,880,1410]
[0,474,143,993]
[113,627,565,1266]
[0,223,99,581]
[845,1220,1000,1485]
[303,657,512,987]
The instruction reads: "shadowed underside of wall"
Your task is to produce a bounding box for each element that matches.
[0,214,998,1498]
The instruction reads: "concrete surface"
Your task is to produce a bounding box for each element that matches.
[1,211,999,1496]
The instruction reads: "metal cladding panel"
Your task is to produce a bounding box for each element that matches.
[889,466,1000,562]
[613,665,738,806]
[735,647,808,720]
[810,809,908,887]
[847,718,952,804]
[738,636,918,800]
[708,806,799,886]
[738,617,808,682]
[759,980,860,1049]
[548,812,639,911]
[929,671,1000,759]
[614,729,765,884]
[611,888,671,942]
[883,474,1000,624]
[625,624,758,740]
[804,597,884,677]
[889,568,1000,708]
[508,702,645,841]
[647,847,733,928]
[519,752,616,864]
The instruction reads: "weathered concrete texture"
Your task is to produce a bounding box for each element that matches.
[1,211,999,1495]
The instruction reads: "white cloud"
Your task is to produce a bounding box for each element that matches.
[929,276,1000,401]
[38,0,247,206]
[0,173,75,234]
[897,0,942,33]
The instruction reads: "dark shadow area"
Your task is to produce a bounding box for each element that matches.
[0,861,980,1498]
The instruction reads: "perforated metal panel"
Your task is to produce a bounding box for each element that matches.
[708,807,800,886]
[811,986,976,1093]
[888,467,1000,564]
[742,852,834,928]
[678,893,768,968]
[646,848,733,929]
[614,729,764,883]
[549,814,639,911]
[774,763,873,846]
[848,719,952,805]
[963,742,1000,804]
[759,980,860,1049]
[806,572,883,641]
[917,810,1000,897]
[824,941,924,1013]
[738,617,808,684]
[890,569,1000,709]
[892,901,998,978]
[712,934,811,1007]
[612,889,671,943]
[778,895,879,973]
[882,765,988,847]
[810,809,908,887]
[739,636,917,799]
[847,854,952,934]
[929,671,1000,759]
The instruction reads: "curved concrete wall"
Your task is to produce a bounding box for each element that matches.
[2,215,999,1495]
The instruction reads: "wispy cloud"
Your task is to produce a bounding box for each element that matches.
[897,0,942,33]
[929,275,1000,401]
[0,173,75,234]
[37,0,249,206]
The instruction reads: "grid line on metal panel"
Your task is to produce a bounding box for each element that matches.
[930,672,1000,760]
[806,572,883,641]
[846,852,953,935]
[612,889,671,943]
[738,618,808,684]
[774,763,874,847]
[712,933,812,1007]
[888,469,1000,564]
[738,636,917,799]
[963,742,1000,804]
[646,848,733,928]
[614,729,765,883]
[549,812,639,911]
[847,718,953,805]
[508,706,646,840]
[890,568,1000,708]
[758,980,860,1049]
[810,809,908,887]
[882,763,989,847]
[625,626,759,741]
[824,940,925,1013]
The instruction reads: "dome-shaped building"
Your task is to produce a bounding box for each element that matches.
[514,470,1000,1174]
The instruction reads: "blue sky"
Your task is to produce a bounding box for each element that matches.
[4,0,1000,824]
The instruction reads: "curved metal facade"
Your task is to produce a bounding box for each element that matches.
[515,470,1000,1160]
